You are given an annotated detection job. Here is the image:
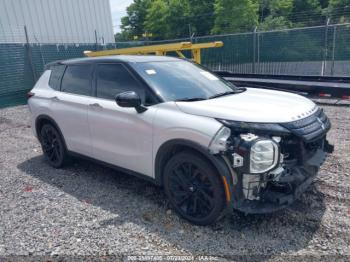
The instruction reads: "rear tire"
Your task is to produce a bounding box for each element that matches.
[163,151,226,225]
[39,124,69,168]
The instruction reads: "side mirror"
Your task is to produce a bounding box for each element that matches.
[115,91,147,113]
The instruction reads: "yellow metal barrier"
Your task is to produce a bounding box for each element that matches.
[84,41,223,64]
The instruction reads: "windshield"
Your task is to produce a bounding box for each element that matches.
[131,60,238,101]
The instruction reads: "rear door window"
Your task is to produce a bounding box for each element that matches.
[61,64,93,96]
[48,65,66,90]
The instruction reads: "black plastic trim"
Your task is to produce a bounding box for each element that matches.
[35,115,68,151]
[67,151,158,185]
[281,108,331,142]
[218,119,291,136]
[154,139,234,202]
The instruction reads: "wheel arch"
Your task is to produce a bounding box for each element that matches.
[35,115,67,150]
[154,139,234,202]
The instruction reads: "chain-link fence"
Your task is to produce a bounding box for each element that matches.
[0,42,118,107]
[113,23,350,76]
[1,23,350,108]
[0,22,120,107]
[197,23,350,76]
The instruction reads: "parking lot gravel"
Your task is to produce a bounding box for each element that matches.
[0,104,349,261]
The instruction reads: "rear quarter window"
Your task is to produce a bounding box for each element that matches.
[48,65,66,90]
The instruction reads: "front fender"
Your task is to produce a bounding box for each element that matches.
[154,138,235,205]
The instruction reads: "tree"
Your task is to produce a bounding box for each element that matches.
[328,0,350,9]
[268,0,294,16]
[119,0,350,40]
[187,0,215,36]
[166,0,191,38]
[114,32,129,42]
[327,0,350,23]
[144,0,190,39]
[292,0,323,26]
[212,0,259,34]
[259,0,294,30]
[120,0,151,40]
[143,0,169,39]
[259,16,293,30]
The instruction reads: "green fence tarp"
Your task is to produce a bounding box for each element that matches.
[1,24,350,108]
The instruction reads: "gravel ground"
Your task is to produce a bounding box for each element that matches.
[0,105,349,261]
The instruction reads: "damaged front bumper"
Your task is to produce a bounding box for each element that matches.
[229,140,333,214]
[233,174,315,214]
[216,107,334,214]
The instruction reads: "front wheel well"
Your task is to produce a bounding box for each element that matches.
[154,140,222,186]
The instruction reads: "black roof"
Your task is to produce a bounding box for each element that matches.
[46,55,180,68]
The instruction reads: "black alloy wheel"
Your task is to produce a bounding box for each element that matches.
[40,124,68,168]
[163,151,226,225]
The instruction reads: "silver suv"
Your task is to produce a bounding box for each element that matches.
[28,55,333,225]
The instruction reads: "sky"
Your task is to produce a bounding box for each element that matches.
[109,0,134,33]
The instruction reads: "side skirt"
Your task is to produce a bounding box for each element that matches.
[67,151,159,186]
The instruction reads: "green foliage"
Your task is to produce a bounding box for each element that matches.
[329,0,350,8]
[166,0,191,38]
[114,32,129,42]
[188,0,215,36]
[212,0,259,34]
[117,0,350,40]
[292,0,323,26]
[268,0,294,16]
[259,16,293,31]
[143,0,169,39]
[143,0,190,39]
[259,0,294,30]
[120,0,151,39]
[327,0,350,23]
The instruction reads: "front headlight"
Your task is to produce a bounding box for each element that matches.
[209,126,231,154]
[250,140,279,173]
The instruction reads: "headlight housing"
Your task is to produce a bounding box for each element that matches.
[250,139,279,173]
[209,126,231,154]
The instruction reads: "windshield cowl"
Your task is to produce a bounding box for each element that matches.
[175,97,207,102]
[209,88,247,99]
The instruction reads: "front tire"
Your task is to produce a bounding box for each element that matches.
[39,124,68,168]
[163,151,226,225]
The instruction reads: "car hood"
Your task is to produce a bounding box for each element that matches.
[175,88,317,123]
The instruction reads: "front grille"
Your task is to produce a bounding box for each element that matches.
[281,108,331,142]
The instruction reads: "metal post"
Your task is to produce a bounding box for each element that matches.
[94,30,98,51]
[257,30,260,73]
[331,25,337,76]
[321,18,330,76]
[24,26,37,81]
[0,21,5,42]
[253,27,257,74]
[188,24,192,42]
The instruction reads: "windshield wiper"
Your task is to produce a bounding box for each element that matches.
[209,88,246,99]
[175,97,207,102]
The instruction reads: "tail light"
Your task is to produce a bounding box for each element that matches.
[319,93,331,98]
[27,91,35,99]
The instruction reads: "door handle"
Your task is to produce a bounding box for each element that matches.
[50,96,60,101]
[89,103,102,108]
